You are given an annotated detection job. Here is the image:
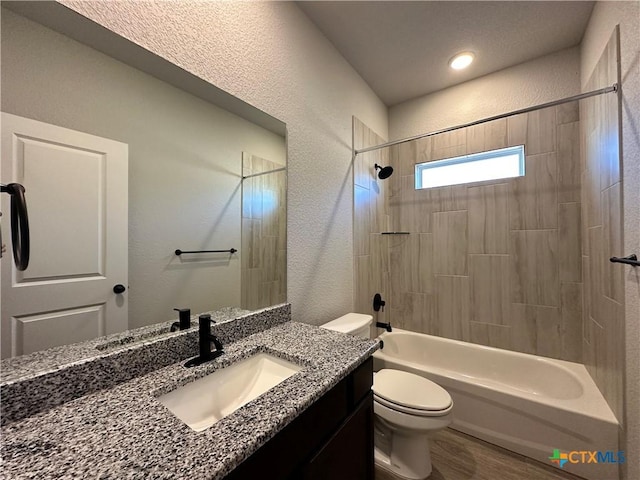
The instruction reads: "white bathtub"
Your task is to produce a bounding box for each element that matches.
[373,329,620,480]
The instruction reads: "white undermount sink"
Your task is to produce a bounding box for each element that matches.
[158,353,302,432]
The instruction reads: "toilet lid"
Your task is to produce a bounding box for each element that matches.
[321,313,372,334]
[373,369,452,411]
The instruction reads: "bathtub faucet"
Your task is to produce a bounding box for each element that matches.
[376,321,392,332]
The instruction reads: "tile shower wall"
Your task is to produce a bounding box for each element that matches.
[580,28,624,423]
[353,117,391,336]
[241,153,287,310]
[354,102,584,362]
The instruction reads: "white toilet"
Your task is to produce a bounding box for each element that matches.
[321,313,453,480]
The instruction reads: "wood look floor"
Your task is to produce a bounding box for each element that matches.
[374,428,584,480]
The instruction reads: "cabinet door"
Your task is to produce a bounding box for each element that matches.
[303,392,374,480]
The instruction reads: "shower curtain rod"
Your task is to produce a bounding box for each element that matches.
[354,83,618,156]
[242,166,286,179]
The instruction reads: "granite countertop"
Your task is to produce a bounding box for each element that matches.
[0,306,249,384]
[1,321,379,479]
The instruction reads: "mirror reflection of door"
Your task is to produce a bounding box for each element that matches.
[1,113,128,359]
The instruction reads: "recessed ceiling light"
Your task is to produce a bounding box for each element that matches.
[449,52,475,70]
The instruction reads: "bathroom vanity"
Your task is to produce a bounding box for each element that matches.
[0,304,378,479]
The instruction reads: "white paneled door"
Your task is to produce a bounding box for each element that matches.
[1,113,128,358]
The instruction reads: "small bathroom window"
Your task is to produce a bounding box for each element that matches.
[415,145,525,189]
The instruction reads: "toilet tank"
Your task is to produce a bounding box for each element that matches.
[320,313,373,339]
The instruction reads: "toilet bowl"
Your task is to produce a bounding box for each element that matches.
[373,369,452,479]
[320,313,453,480]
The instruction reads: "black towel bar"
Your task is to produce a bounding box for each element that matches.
[175,248,237,256]
[610,254,639,267]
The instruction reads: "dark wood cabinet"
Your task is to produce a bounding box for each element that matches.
[224,357,374,480]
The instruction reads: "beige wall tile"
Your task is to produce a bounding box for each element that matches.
[561,282,583,362]
[396,139,418,176]
[557,122,581,203]
[484,118,509,151]
[403,292,437,335]
[261,236,277,282]
[602,297,624,421]
[369,149,391,233]
[587,226,603,325]
[432,184,468,212]
[468,183,509,254]
[417,234,434,294]
[249,176,263,221]
[432,129,466,152]
[602,183,624,303]
[584,319,600,373]
[388,292,410,331]
[435,275,470,341]
[242,268,262,310]
[354,185,371,256]
[412,188,433,233]
[277,203,287,251]
[469,255,511,325]
[433,211,468,275]
[467,119,508,154]
[432,144,466,162]
[582,169,602,230]
[525,107,557,155]
[276,248,286,301]
[241,154,286,310]
[355,109,588,363]
[353,117,374,189]
[466,123,486,154]
[415,136,432,164]
[511,303,562,359]
[600,94,620,190]
[244,219,262,269]
[507,112,527,147]
[556,100,579,125]
[261,184,279,237]
[582,255,592,345]
[509,153,558,230]
[370,234,390,304]
[388,234,414,305]
[559,202,582,283]
[510,230,559,307]
[388,233,429,296]
[355,255,371,315]
[469,322,512,350]
[389,175,415,232]
[510,304,537,354]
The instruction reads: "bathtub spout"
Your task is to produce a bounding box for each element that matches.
[376,321,392,332]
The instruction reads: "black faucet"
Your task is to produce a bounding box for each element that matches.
[170,308,191,331]
[376,321,392,332]
[184,314,224,368]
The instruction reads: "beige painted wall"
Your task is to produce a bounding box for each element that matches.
[1,9,286,328]
[580,3,640,480]
[389,46,581,140]
[56,0,389,327]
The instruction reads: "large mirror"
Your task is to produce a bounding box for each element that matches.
[0,3,287,359]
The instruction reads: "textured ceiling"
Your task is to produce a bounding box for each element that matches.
[298,1,595,106]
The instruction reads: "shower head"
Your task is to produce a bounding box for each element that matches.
[374,163,393,180]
